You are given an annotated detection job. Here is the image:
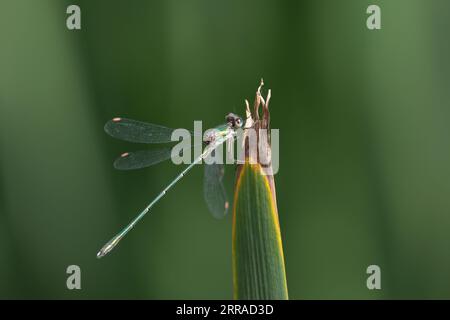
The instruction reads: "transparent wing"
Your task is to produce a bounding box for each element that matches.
[203,158,229,219]
[105,118,186,144]
[114,148,172,170]
[114,143,203,170]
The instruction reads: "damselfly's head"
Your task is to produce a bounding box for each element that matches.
[226,113,243,129]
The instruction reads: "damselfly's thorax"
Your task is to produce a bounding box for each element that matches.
[203,130,217,145]
[203,113,243,145]
[203,125,229,145]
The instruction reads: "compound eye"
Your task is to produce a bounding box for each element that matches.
[236,118,242,126]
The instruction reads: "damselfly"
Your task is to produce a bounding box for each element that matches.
[97,113,244,258]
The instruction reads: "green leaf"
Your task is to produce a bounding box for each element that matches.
[232,162,288,300]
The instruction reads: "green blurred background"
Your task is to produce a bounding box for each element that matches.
[1,0,450,299]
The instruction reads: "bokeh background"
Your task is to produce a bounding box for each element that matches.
[1,0,450,299]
